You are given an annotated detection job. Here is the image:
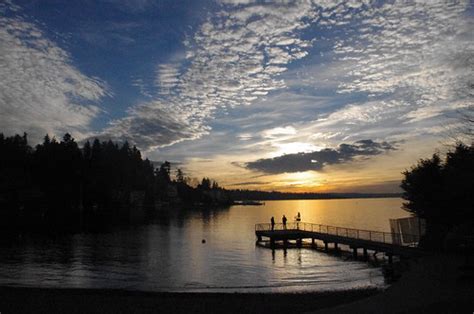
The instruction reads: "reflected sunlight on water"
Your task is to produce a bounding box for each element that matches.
[0,198,408,293]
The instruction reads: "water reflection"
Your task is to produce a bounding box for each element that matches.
[0,198,407,292]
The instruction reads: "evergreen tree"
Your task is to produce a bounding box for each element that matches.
[401,143,474,248]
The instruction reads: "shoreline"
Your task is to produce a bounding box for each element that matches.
[3,254,473,313]
[0,286,379,314]
[2,255,473,313]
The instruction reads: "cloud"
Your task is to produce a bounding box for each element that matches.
[0,2,108,143]
[99,100,208,150]
[107,1,473,152]
[261,126,296,139]
[245,139,397,174]
[131,77,153,98]
[227,181,270,186]
[332,1,473,122]
[266,1,473,146]
[102,2,319,149]
[156,63,181,95]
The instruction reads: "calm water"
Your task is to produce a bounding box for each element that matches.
[0,198,408,293]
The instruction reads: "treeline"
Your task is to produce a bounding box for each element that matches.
[229,190,401,201]
[0,133,232,232]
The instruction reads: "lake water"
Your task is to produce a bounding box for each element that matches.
[0,198,408,293]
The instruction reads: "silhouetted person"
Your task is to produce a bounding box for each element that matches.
[296,212,301,229]
[282,215,287,230]
[270,216,275,231]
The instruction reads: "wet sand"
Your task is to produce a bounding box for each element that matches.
[0,287,378,314]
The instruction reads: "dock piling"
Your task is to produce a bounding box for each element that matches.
[296,238,302,248]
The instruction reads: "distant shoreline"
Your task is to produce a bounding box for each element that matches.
[232,193,402,202]
[0,286,379,314]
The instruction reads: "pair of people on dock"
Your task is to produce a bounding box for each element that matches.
[270,216,285,230]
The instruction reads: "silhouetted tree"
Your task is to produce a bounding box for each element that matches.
[156,161,171,183]
[0,132,233,232]
[198,178,211,190]
[176,168,185,184]
[401,143,474,248]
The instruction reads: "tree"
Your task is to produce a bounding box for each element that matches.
[442,106,474,146]
[401,154,444,221]
[43,134,51,146]
[83,141,92,160]
[199,177,211,190]
[0,132,233,231]
[176,168,185,184]
[156,161,171,183]
[443,144,474,223]
[401,143,474,248]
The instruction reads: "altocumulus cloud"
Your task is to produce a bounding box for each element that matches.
[245,140,396,174]
[325,1,473,130]
[0,1,108,142]
[103,1,473,151]
[102,1,318,150]
[275,1,473,147]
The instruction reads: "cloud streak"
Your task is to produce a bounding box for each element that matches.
[0,2,108,142]
[245,139,397,174]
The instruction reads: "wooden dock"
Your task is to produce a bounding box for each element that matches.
[255,222,424,262]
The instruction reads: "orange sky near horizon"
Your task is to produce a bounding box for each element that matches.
[181,136,447,194]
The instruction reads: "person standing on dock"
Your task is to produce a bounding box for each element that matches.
[296,212,301,229]
[270,216,275,231]
[282,215,287,229]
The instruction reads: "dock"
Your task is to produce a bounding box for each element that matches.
[255,222,424,262]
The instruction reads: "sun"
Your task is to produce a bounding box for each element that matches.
[282,171,319,188]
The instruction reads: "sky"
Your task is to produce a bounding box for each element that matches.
[1,0,473,193]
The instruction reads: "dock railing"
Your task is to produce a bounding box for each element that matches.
[255,222,420,246]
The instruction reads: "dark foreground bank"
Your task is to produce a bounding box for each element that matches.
[309,253,474,314]
[0,287,378,314]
